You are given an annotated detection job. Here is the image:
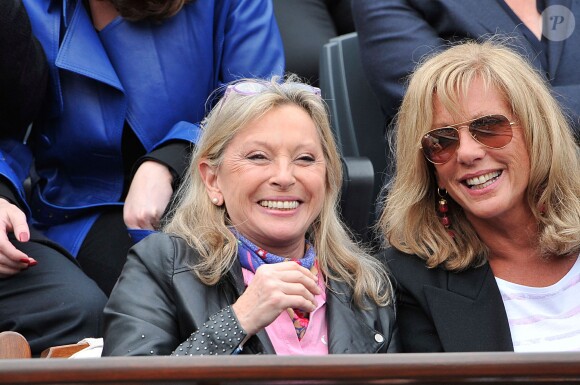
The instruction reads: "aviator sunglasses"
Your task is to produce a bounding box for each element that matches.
[420,114,516,164]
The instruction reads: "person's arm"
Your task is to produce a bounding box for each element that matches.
[102,233,320,356]
[0,164,36,278]
[123,142,191,232]
[123,141,189,225]
[0,44,36,242]
[174,260,320,356]
[352,0,446,123]
[103,233,192,356]
[136,142,191,189]
[102,233,252,356]
[552,85,580,142]
[0,0,46,273]
[218,0,284,84]
[0,0,48,138]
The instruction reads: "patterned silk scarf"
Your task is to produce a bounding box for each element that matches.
[234,231,318,340]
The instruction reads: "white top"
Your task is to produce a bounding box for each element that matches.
[495,255,580,352]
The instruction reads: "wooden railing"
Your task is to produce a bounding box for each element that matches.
[1,352,580,384]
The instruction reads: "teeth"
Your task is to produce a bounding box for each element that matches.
[259,200,299,210]
[465,171,501,189]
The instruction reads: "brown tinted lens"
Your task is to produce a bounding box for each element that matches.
[421,127,459,164]
[469,115,513,148]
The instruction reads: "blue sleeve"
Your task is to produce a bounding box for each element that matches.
[219,0,285,84]
[352,0,446,122]
[154,0,284,148]
[553,85,580,141]
[0,139,33,217]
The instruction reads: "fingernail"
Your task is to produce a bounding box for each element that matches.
[28,260,38,267]
[19,233,28,242]
[20,258,30,264]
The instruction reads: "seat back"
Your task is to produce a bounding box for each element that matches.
[0,331,31,359]
[320,33,390,235]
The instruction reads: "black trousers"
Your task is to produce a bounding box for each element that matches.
[0,237,107,356]
[77,207,134,297]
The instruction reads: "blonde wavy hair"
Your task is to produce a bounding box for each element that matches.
[164,75,392,307]
[379,40,580,270]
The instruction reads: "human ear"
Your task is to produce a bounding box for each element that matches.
[433,170,445,190]
[199,160,223,206]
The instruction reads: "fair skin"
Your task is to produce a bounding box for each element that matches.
[0,199,36,278]
[0,163,172,276]
[124,161,174,231]
[432,77,575,286]
[88,0,119,31]
[504,0,542,40]
[0,163,173,276]
[199,104,325,334]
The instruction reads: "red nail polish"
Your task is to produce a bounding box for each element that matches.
[20,258,30,264]
[28,260,38,267]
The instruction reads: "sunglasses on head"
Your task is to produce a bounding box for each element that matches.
[419,114,516,164]
[225,81,321,98]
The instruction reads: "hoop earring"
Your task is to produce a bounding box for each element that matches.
[437,188,454,237]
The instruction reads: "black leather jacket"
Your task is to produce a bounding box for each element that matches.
[103,233,399,355]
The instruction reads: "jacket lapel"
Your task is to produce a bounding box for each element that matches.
[544,0,572,79]
[56,0,123,90]
[424,263,513,351]
[326,281,385,354]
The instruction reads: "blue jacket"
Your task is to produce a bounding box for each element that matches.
[5,0,284,255]
[353,0,580,139]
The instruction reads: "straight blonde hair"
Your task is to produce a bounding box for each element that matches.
[164,76,392,307]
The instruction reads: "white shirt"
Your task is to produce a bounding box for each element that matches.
[496,255,580,352]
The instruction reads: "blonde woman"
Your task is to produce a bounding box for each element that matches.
[378,41,580,352]
[103,77,398,356]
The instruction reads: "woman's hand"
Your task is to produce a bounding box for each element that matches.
[231,261,321,335]
[0,198,36,277]
[124,161,174,230]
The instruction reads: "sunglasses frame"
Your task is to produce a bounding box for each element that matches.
[419,114,517,165]
[225,81,321,98]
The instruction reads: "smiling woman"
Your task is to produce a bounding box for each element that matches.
[377,40,580,353]
[199,103,327,257]
[102,76,398,356]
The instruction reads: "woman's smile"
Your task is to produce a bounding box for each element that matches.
[209,103,326,254]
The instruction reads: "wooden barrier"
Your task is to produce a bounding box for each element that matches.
[1,352,580,384]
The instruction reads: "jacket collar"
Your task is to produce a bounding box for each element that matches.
[56,0,123,90]
[424,262,514,351]
[543,0,572,79]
